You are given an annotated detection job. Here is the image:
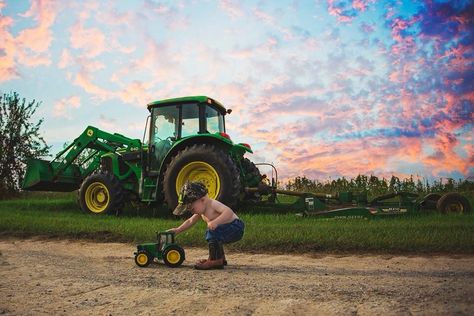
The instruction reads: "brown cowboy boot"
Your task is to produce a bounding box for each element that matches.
[194,240,224,270]
[197,249,227,265]
[196,241,227,265]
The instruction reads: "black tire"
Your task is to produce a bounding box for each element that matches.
[436,193,471,214]
[135,250,152,267]
[242,158,262,187]
[241,158,262,201]
[78,172,125,215]
[162,144,241,211]
[163,245,185,268]
[420,193,442,211]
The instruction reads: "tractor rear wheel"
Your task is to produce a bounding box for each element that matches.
[163,245,185,268]
[436,193,471,214]
[162,144,241,212]
[79,172,125,215]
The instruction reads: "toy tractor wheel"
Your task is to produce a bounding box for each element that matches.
[163,245,185,268]
[135,250,152,267]
[163,144,241,211]
[436,193,471,214]
[79,172,125,215]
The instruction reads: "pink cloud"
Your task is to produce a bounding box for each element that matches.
[144,0,171,15]
[352,0,374,12]
[58,49,72,69]
[424,132,469,175]
[318,0,380,28]
[116,81,153,106]
[16,50,51,67]
[53,95,81,119]
[0,0,58,80]
[327,0,354,23]
[219,0,244,18]
[252,7,274,24]
[0,15,18,81]
[73,71,111,100]
[69,22,106,58]
[16,0,57,53]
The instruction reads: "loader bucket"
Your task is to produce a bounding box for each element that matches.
[22,158,83,192]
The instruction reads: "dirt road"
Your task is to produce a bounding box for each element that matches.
[0,238,473,315]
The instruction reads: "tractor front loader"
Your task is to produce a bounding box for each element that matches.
[22,96,262,215]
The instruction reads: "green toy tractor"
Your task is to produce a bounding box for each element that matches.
[22,96,263,215]
[135,231,185,268]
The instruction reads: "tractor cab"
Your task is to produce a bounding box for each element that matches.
[146,96,231,172]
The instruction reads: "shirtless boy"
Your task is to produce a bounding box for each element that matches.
[168,182,245,270]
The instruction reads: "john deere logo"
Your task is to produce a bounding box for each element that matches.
[87,129,94,137]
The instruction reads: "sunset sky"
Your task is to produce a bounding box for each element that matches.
[1,0,472,182]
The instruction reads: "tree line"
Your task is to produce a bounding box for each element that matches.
[285,175,473,197]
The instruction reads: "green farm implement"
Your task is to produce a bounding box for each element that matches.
[22,95,471,217]
[243,185,471,218]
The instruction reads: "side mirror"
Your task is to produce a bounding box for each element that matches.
[226,109,232,114]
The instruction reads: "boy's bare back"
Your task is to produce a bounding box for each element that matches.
[200,198,238,224]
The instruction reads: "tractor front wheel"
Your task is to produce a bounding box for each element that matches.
[79,172,125,215]
[135,250,152,267]
[162,144,241,212]
[436,193,471,214]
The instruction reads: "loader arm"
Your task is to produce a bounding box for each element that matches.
[51,126,141,179]
[22,126,141,192]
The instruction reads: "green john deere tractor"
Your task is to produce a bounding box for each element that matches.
[22,96,263,215]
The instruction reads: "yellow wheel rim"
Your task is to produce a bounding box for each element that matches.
[85,182,109,213]
[166,250,181,264]
[176,161,220,199]
[136,253,148,265]
[447,202,463,213]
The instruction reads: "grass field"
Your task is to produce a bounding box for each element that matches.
[1,192,473,254]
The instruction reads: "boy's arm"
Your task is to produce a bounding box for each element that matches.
[169,214,200,234]
[207,201,236,230]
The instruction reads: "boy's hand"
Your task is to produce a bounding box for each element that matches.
[207,221,218,230]
[167,228,178,234]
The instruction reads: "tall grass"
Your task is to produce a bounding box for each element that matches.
[1,194,473,254]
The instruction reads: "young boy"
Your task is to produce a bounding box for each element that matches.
[168,181,245,270]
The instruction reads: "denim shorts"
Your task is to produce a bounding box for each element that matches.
[205,218,245,243]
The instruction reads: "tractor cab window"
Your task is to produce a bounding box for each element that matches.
[181,103,200,138]
[152,106,179,143]
[150,106,179,172]
[205,105,225,133]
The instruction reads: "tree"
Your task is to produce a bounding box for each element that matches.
[0,92,50,198]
